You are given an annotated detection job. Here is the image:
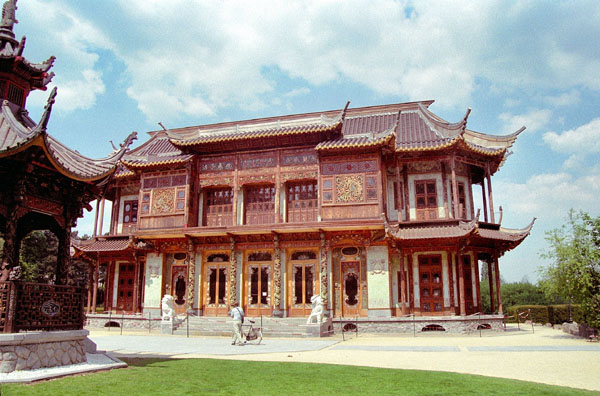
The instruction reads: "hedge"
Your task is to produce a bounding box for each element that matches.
[505,304,583,324]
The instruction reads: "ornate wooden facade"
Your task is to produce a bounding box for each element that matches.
[77,100,534,321]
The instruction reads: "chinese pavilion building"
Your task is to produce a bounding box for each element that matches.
[76,99,534,332]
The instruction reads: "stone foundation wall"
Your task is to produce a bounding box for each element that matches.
[86,315,161,330]
[0,330,89,373]
[333,316,504,334]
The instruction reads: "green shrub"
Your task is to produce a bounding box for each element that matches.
[547,304,584,324]
[506,305,549,323]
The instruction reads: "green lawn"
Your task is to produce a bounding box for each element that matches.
[1,358,597,396]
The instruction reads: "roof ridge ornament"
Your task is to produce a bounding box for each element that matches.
[32,86,57,134]
[0,0,17,32]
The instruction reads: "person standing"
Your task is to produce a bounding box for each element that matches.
[229,302,245,345]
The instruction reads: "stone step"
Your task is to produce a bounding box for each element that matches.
[172,316,314,337]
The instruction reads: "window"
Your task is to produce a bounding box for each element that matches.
[204,187,233,226]
[123,200,138,224]
[245,185,275,225]
[286,180,318,223]
[415,180,438,220]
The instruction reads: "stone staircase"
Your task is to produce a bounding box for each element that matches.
[172,315,314,338]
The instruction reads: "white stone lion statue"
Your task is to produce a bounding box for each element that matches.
[306,295,324,324]
[161,294,175,321]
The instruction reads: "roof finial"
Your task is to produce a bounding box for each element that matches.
[34,86,57,133]
[0,0,17,31]
[158,122,167,131]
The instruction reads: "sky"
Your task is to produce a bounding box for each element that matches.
[14,0,600,283]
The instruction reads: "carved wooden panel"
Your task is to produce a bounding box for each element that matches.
[151,188,175,214]
[321,159,378,175]
[240,152,276,169]
[200,156,235,172]
[281,149,318,166]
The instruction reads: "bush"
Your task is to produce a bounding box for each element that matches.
[506,305,549,324]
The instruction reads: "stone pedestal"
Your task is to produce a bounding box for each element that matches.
[161,318,175,334]
[0,330,89,373]
[304,318,333,337]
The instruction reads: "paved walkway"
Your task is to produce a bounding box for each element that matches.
[89,325,600,392]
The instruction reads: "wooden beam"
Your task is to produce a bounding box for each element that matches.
[481,182,488,222]
[494,253,503,314]
[486,162,496,223]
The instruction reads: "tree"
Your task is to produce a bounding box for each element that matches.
[540,210,600,328]
[19,230,58,283]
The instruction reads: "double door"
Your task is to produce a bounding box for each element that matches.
[244,259,272,317]
[203,253,230,316]
[288,257,318,317]
[116,263,135,312]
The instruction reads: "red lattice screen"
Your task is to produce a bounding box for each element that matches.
[1,281,85,333]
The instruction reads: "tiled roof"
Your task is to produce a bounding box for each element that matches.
[168,105,348,148]
[316,118,396,151]
[121,132,193,169]
[0,91,136,183]
[73,237,132,252]
[385,219,477,240]
[476,219,535,242]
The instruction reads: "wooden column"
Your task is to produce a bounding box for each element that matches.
[0,179,24,282]
[481,182,488,222]
[233,154,240,225]
[229,237,238,305]
[457,253,466,316]
[407,253,414,313]
[485,162,495,223]
[273,234,283,317]
[274,150,281,223]
[399,252,407,315]
[92,258,99,313]
[441,161,450,219]
[394,162,402,221]
[494,254,503,314]
[402,164,410,221]
[474,258,481,311]
[450,154,459,219]
[187,239,196,312]
[487,260,495,313]
[133,255,140,313]
[320,232,330,315]
[87,264,93,313]
[467,165,475,219]
[93,200,100,237]
[56,227,71,285]
[98,198,106,236]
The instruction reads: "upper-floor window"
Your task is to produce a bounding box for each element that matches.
[204,187,233,227]
[245,185,275,225]
[0,80,26,107]
[123,200,138,224]
[415,180,438,220]
[286,180,318,223]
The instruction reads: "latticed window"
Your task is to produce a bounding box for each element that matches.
[415,180,437,220]
[245,185,275,225]
[286,180,318,223]
[123,200,138,224]
[204,187,233,226]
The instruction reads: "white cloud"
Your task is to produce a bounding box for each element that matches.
[284,87,310,98]
[499,109,552,134]
[543,118,600,154]
[18,1,600,120]
[495,169,600,218]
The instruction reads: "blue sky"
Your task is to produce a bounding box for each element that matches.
[15,1,600,282]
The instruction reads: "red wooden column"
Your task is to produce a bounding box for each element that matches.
[457,253,466,316]
[87,264,93,313]
[494,254,503,314]
[450,154,459,219]
[467,165,475,219]
[441,162,449,218]
[487,260,495,313]
[319,232,330,315]
[98,198,106,235]
[92,259,99,312]
[400,251,407,315]
[133,255,141,313]
[481,183,488,222]
[474,258,482,312]
[485,162,495,223]
[407,253,414,314]
[402,164,410,221]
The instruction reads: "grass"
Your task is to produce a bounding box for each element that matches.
[1,358,598,396]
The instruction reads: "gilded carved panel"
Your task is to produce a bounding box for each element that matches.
[335,174,364,203]
[151,188,175,214]
[321,159,377,175]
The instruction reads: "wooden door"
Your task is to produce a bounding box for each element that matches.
[116,262,135,312]
[341,261,361,317]
[171,265,188,315]
[204,264,229,316]
[461,255,475,314]
[245,262,272,316]
[288,257,318,317]
[419,255,444,314]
